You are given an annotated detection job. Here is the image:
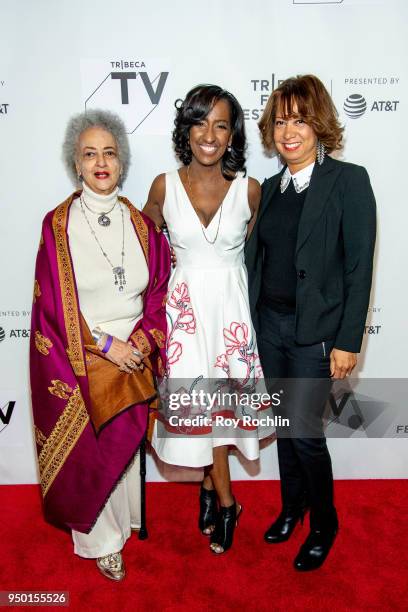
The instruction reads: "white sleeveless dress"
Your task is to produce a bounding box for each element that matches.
[151,170,273,467]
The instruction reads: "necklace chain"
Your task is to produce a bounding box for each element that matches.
[81,192,117,227]
[80,194,126,292]
[186,165,223,245]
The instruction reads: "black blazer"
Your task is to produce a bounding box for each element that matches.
[245,156,376,353]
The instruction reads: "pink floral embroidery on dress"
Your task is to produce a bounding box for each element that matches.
[167,282,196,371]
[215,321,262,384]
[167,341,182,365]
[224,322,249,355]
[177,310,196,334]
[214,353,230,376]
[168,282,191,310]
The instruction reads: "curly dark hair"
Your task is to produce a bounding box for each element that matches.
[172,84,247,180]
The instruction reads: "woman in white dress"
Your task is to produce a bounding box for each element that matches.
[144,85,273,554]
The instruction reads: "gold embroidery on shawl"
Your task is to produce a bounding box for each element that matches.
[132,329,151,355]
[33,280,41,303]
[38,233,44,251]
[149,328,165,349]
[39,385,89,496]
[48,380,73,400]
[35,331,53,355]
[35,426,47,448]
[52,202,86,376]
[121,198,149,263]
[157,356,166,377]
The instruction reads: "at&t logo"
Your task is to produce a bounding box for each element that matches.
[0,326,30,341]
[344,93,399,119]
[344,94,367,118]
[364,325,381,335]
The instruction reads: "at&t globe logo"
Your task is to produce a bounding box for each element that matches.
[343,94,367,119]
[0,327,5,342]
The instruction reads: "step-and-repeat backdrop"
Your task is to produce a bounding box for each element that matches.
[1,0,407,484]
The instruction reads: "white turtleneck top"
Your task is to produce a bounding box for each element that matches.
[68,183,149,341]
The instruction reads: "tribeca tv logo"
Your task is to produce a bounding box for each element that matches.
[81,58,171,135]
[244,73,287,121]
[344,93,399,118]
[326,385,389,436]
[0,401,15,434]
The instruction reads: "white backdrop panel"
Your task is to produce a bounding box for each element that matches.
[0,0,407,483]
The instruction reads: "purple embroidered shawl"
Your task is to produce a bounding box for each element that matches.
[30,192,170,533]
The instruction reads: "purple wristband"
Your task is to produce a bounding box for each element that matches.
[101,334,113,354]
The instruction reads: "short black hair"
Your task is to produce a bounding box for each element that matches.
[172,84,247,180]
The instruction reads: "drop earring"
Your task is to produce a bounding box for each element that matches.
[316,140,326,165]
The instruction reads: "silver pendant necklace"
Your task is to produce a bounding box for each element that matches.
[81,192,117,226]
[80,195,126,291]
[186,165,224,245]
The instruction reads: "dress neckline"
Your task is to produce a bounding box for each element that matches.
[176,169,236,229]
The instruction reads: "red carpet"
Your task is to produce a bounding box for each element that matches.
[2,481,408,611]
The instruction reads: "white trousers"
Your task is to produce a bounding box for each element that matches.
[72,453,141,558]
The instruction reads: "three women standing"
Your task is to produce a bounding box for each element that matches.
[31,74,376,572]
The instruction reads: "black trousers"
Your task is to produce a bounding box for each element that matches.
[257,306,337,529]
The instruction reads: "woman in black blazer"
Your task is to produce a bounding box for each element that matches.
[245,75,376,571]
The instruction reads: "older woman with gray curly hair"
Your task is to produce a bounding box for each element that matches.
[30,109,170,580]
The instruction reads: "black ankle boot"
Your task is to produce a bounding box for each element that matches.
[210,499,242,554]
[294,516,338,571]
[264,506,306,544]
[198,486,217,536]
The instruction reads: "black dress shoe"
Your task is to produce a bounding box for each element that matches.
[264,508,305,544]
[199,486,217,536]
[210,499,242,554]
[294,525,338,571]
